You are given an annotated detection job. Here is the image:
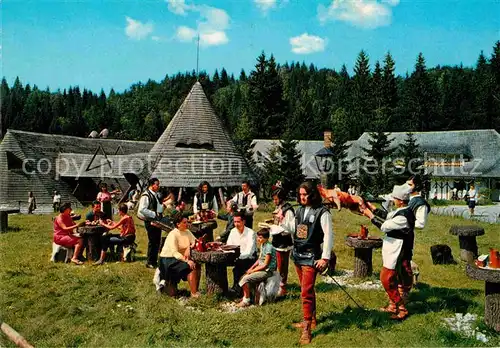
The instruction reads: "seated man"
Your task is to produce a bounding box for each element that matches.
[94,203,136,265]
[217,200,238,243]
[86,200,109,223]
[226,212,257,295]
[237,228,277,307]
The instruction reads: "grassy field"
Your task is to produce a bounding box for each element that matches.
[1,208,499,347]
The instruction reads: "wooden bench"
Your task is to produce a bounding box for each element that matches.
[0,209,20,233]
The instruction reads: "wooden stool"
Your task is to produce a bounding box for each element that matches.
[50,242,74,263]
[449,225,485,263]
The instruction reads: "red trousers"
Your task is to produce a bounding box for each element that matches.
[276,250,290,287]
[380,259,413,304]
[295,265,318,321]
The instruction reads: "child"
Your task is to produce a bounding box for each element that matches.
[217,200,238,243]
[94,203,136,265]
[237,228,277,307]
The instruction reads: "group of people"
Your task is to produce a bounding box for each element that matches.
[50,173,432,345]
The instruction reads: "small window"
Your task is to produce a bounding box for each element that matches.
[175,139,214,150]
[6,151,23,170]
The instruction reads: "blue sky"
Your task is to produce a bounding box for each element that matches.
[2,0,499,93]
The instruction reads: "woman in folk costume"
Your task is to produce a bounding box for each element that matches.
[268,181,295,297]
[292,181,334,345]
[360,184,415,320]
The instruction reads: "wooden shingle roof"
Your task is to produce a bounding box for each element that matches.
[146,82,255,187]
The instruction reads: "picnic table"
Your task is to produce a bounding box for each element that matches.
[466,264,500,332]
[0,208,20,233]
[77,225,107,261]
[345,235,383,278]
[449,225,485,263]
[190,246,240,295]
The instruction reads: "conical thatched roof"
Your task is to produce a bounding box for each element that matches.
[146,82,255,187]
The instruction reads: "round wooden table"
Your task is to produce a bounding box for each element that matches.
[449,225,485,263]
[77,225,107,261]
[190,247,240,295]
[345,236,383,278]
[466,264,500,332]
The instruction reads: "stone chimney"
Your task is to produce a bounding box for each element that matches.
[323,130,332,148]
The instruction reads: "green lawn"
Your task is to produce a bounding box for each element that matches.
[1,209,499,347]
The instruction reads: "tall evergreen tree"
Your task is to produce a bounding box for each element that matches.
[396,132,424,181]
[360,131,395,196]
[279,132,305,194]
[350,50,372,139]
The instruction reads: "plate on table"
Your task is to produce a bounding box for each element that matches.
[191,221,203,225]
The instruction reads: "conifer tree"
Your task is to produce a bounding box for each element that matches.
[360,131,395,196]
[279,132,305,194]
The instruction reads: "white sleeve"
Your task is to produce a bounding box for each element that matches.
[232,194,238,204]
[381,216,408,233]
[320,211,333,260]
[251,194,258,209]
[193,195,199,214]
[212,196,219,213]
[226,229,237,246]
[414,205,428,229]
[138,195,156,220]
[281,209,296,235]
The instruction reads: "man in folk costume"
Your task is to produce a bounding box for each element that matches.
[360,184,415,320]
[138,178,163,269]
[268,181,295,297]
[292,181,333,345]
[193,181,219,215]
[232,180,258,229]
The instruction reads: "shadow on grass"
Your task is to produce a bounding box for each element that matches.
[408,282,481,314]
[3,226,22,232]
[310,306,397,335]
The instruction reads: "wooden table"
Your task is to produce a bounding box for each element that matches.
[190,247,240,295]
[345,236,383,278]
[466,264,500,332]
[77,225,107,261]
[449,225,485,263]
[0,208,20,233]
[190,220,217,242]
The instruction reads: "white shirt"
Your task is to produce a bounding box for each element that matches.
[380,207,409,270]
[193,193,219,214]
[226,226,257,259]
[302,206,334,260]
[409,194,429,229]
[53,194,61,203]
[468,189,477,202]
[138,189,163,221]
[232,191,258,214]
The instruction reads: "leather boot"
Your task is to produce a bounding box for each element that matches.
[299,320,312,345]
[293,316,316,330]
[311,316,317,330]
[398,287,409,305]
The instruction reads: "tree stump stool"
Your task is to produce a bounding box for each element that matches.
[466,264,500,332]
[190,220,217,242]
[0,208,20,233]
[191,246,240,295]
[449,225,485,263]
[77,225,106,262]
[345,236,383,278]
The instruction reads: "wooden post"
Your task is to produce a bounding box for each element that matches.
[485,282,500,332]
[0,211,7,233]
[1,321,34,348]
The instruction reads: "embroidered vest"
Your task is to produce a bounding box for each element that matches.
[196,192,215,211]
[272,203,294,249]
[387,208,416,260]
[293,205,329,259]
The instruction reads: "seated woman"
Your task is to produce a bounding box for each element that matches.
[94,203,136,265]
[53,202,85,265]
[158,213,201,297]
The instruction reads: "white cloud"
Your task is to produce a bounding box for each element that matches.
[125,17,154,40]
[254,0,289,14]
[174,5,231,47]
[166,0,190,15]
[290,33,327,54]
[318,0,399,29]
[176,26,197,42]
[200,31,229,46]
[151,36,161,42]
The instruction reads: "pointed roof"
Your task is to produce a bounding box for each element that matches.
[147,82,255,187]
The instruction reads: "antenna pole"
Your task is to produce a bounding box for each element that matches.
[196,34,200,80]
